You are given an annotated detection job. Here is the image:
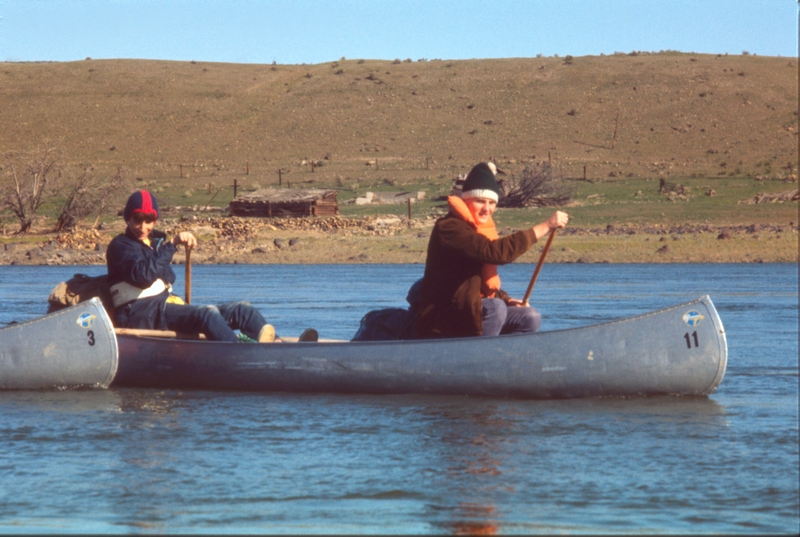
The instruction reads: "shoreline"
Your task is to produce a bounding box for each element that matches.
[1,215,797,266]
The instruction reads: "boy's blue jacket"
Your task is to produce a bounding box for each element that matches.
[106,228,178,329]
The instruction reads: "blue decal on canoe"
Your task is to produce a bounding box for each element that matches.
[77,312,96,329]
[682,310,704,327]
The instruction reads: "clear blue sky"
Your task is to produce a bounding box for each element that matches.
[1,0,796,64]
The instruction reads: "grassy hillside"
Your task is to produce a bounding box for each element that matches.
[1,53,797,233]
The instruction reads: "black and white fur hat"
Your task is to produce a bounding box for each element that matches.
[461,162,500,202]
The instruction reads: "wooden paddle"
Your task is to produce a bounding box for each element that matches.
[113,328,346,343]
[184,244,192,305]
[115,328,205,339]
[522,229,557,306]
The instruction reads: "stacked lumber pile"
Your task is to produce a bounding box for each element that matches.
[228,189,338,217]
[746,190,799,204]
[355,191,426,205]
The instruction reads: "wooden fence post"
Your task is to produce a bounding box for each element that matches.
[233,178,238,198]
[407,198,412,219]
[612,104,621,150]
[278,169,282,186]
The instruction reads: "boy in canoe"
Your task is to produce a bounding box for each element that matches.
[415,162,568,339]
[106,190,294,342]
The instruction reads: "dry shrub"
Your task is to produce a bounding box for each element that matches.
[1,145,60,233]
[55,166,130,231]
[498,162,574,208]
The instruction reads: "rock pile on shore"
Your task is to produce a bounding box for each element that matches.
[1,215,427,266]
[181,214,425,240]
[1,215,796,266]
[54,228,109,251]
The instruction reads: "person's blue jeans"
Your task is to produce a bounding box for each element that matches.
[164,300,269,342]
[481,298,541,337]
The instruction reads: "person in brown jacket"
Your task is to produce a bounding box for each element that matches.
[415,162,568,339]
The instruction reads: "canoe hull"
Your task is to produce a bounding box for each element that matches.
[1,298,118,390]
[113,296,727,399]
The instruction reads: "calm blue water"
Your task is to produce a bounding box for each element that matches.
[0,263,797,534]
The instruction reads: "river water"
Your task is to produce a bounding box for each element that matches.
[0,263,797,534]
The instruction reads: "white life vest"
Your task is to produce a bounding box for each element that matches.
[110,278,169,308]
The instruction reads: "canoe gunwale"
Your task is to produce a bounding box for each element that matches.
[118,294,719,347]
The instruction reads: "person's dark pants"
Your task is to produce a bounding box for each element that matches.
[481,298,541,337]
[164,300,268,342]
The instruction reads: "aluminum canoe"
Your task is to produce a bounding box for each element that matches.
[1,297,118,390]
[112,295,727,399]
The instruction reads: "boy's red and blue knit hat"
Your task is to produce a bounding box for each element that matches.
[123,190,159,221]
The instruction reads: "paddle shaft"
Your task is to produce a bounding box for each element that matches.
[115,328,206,339]
[185,245,192,304]
[113,328,345,343]
[522,229,556,305]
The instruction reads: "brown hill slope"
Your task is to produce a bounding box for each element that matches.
[1,53,796,189]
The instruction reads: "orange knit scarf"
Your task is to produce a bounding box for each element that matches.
[448,196,501,297]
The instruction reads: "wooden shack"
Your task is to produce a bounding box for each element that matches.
[228,189,338,217]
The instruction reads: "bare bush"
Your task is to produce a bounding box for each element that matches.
[55,166,130,231]
[1,145,61,233]
[498,162,574,208]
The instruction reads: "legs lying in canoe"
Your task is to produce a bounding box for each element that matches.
[164,301,276,343]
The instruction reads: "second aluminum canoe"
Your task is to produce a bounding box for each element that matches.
[0,298,118,390]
